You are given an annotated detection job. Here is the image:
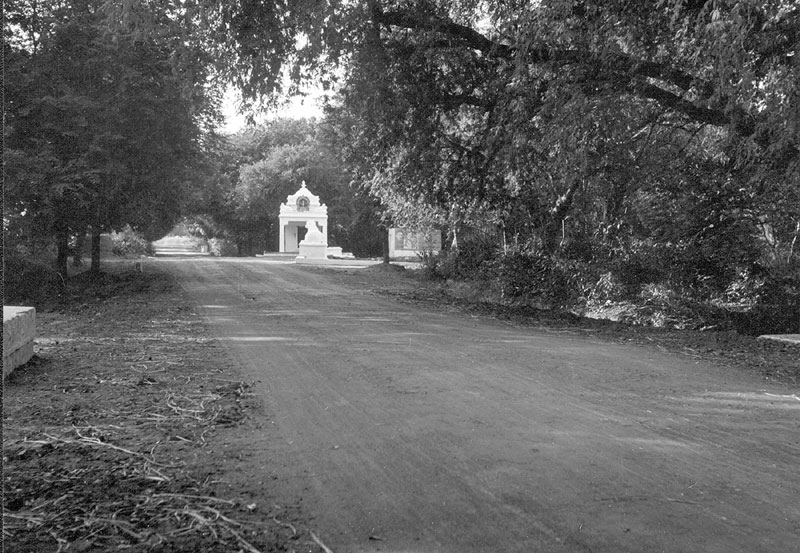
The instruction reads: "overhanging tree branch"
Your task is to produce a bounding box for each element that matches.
[629,80,730,127]
[369,3,733,128]
[371,5,513,57]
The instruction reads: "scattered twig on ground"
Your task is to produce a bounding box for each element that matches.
[147,493,236,505]
[272,516,298,535]
[4,266,291,552]
[663,498,700,505]
[310,530,336,553]
[38,432,179,469]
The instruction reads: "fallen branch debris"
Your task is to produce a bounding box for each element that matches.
[3,266,312,553]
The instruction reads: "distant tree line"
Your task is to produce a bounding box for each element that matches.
[183,119,385,257]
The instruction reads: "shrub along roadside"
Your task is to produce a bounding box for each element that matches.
[3,254,67,306]
[420,241,800,336]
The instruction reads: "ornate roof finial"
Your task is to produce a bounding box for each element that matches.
[301,180,307,188]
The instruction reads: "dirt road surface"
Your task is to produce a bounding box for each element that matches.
[156,258,799,553]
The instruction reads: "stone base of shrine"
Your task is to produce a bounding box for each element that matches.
[294,257,382,267]
[297,243,328,260]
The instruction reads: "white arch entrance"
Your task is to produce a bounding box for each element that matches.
[278,182,328,255]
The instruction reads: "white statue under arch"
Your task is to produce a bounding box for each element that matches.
[278,182,329,257]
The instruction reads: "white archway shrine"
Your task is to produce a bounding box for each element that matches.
[278,182,328,255]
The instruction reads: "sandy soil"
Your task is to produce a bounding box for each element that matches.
[5,257,799,553]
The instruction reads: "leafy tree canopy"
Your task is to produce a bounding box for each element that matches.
[188,0,797,254]
[6,0,798,302]
[4,0,222,274]
[182,0,798,317]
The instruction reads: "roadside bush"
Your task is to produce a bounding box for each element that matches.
[111,226,154,257]
[489,246,548,299]
[419,249,453,280]
[420,238,593,308]
[418,250,442,280]
[601,237,757,303]
[208,238,238,257]
[735,261,800,334]
[423,233,498,281]
[587,271,627,304]
[606,239,678,298]
[418,225,798,331]
[488,246,592,308]
[3,253,64,305]
[721,268,765,306]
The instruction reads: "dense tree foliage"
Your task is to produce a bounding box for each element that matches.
[6,0,797,328]
[4,0,220,275]
[324,1,798,249]
[193,0,798,327]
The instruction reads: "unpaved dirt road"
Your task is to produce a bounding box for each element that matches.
[157,258,799,553]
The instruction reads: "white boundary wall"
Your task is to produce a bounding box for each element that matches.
[389,228,442,258]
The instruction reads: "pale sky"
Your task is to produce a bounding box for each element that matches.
[220,87,325,134]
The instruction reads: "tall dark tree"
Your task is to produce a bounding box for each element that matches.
[4,0,221,276]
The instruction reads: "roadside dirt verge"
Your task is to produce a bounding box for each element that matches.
[317,263,800,387]
[3,263,324,553]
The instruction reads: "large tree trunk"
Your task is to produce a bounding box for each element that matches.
[73,231,86,267]
[55,229,70,280]
[382,227,390,264]
[90,231,102,276]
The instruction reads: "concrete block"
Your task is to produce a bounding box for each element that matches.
[389,228,442,258]
[4,306,36,379]
[757,334,800,345]
[297,242,327,260]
